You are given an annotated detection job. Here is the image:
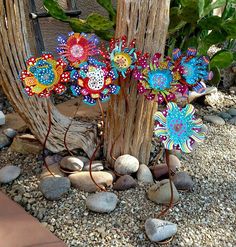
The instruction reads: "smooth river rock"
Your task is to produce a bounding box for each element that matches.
[228,107,236,116]
[218,112,232,120]
[60,156,84,171]
[172,171,194,191]
[0,165,21,183]
[137,164,154,184]
[39,177,70,200]
[145,218,177,242]
[113,175,137,191]
[0,134,11,149]
[229,116,236,125]
[83,160,104,171]
[150,163,177,180]
[40,163,64,179]
[69,171,114,192]
[114,154,139,175]
[3,128,17,139]
[147,179,179,205]
[204,115,225,125]
[86,192,118,213]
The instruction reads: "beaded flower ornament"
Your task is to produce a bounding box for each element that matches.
[20,53,70,97]
[56,32,99,68]
[100,36,138,78]
[172,48,213,94]
[154,102,205,153]
[135,53,182,103]
[70,58,120,105]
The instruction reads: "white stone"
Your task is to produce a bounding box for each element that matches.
[145,218,177,242]
[114,154,139,175]
[137,164,154,183]
[0,111,5,125]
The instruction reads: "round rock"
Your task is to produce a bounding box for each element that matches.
[86,192,118,213]
[218,112,232,121]
[39,177,70,200]
[150,163,177,180]
[114,154,139,175]
[147,179,179,205]
[60,156,84,171]
[3,128,17,139]
[228,107,236,116]
[83,160,104,171]
[137,164,154,184]
[145,218,177,242]
[113,175,137,191]
[203,115,225,125]
[0,165,21,183]
[0,134,11,149]
[172,171,194,191]
[229,116,236,125]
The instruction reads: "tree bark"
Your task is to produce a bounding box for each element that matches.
[104,0,170,165]
[0,0,97,157]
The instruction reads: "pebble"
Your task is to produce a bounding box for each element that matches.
[203,115,225,125]
[150,163,177,180]
[145,218,177,242]
[45,154,63,166]
[60,156,84,171]
[147,179,179,205]
[3,128,17,139]
[228,107,236,116]
[114,154,139,175]
[39,177,70,200]
[113,175,137,191]
[172,171,194,191]
[0,165,21,183]
[83,160,104,171]
[0,111,5,125]
[40,163,64,179]
[229,116,236,125]
[168,154,181,169]
[86,192,118,213]
[218,112,232,121]
[0,134,11,149]
[69,171,114,192]
[136,164,154,184]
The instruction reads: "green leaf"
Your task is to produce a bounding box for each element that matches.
[181,5,199,23]
[86,13,114,31]
[69,18,93,33]
[222,19,236,38]
[198,0,205,18]
[198,16,222,30]
[95,30,114,41]
[169,7,187,34]
[43,0,68,21]
[96,0,116,22]
[233,52,236,61]
[182,36,198,51]
[210,50,234,68]
[209,66,221,86]
[202,0,226,17]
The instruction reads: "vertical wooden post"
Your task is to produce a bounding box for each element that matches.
[104,0,170,165]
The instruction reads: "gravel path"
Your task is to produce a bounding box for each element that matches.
[0,116,236,246]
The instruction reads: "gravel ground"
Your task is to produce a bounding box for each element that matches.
[0,116,235,246]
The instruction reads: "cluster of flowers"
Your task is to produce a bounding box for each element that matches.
[20,32,212,154]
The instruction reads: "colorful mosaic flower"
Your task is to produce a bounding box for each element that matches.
[154,102,205,153]
[172,48,213,94]
[135,53,183,103]
[70,58,120,105]
[56,32,99,68]
[100,36,139,78]
[20,53,70,97]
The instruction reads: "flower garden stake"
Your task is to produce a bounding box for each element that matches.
[20,53,70,174]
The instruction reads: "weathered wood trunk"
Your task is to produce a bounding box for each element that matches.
[0,0,97,157]
[104,0,170,165]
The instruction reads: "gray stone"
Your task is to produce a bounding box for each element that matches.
[39,177,70,200]
[218,112,232,121]
[0,111,5,125]
[172,171,194,191]
[229,116,236,125]
[45,154,63,166]
[137,164,154,184]
[3,128,17,139]
[69,171,114,192]
[0,165,21,183]
[83,160,104,171]
[147,179,179,205]
[0,134,11,149]
[114,154,139,175]
[204,115,225,125]
[228,108,236,116]
[60,156,84,171]
[145,218,177,242]
[86,192,118,213]
[113,175,137,191]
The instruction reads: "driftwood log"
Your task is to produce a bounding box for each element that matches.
[0,0,97,157]
[104,0,170,165]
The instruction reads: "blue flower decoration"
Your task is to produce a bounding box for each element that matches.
[154,102,205,153]
[147,69,172,91]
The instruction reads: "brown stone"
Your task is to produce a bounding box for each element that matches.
[113,175,137,191]
[150,163,177,180]
[40,163,64,179]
